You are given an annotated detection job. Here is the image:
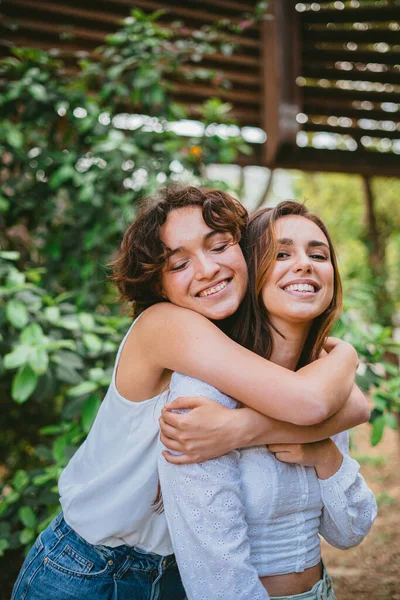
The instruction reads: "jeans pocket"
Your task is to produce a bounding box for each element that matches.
[12,534,44,600]
[45,538,111,579]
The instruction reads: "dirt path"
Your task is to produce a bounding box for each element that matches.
[322,422,400,600]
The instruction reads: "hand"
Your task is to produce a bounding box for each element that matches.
[159,396,239,464]
[267,439,343,480]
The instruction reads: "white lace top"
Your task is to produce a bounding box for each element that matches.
[158,373,377,600]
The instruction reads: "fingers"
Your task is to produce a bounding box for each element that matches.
[162,450,196,465]
[164,396,210,411]
[160,432,184,453]
[160,410,181,428]
[159,421,179,440]
[267,444,292,453]
[274,452,291,463]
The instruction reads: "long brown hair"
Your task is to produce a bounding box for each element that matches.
[233,200,343,368]
[110,184,248,317]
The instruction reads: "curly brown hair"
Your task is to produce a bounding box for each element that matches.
[110,184,248,317]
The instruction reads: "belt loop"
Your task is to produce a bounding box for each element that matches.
[114,556,132,580]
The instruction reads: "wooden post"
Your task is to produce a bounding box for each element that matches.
[261,0,301,168]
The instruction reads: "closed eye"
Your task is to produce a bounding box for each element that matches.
[171,262,188,272]
[213,243,229,252]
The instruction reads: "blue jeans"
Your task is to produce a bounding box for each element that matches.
[12,513,186,600]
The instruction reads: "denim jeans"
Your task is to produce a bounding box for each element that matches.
[12,512,186,600]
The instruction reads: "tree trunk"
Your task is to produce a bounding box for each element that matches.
[361,176,392,324]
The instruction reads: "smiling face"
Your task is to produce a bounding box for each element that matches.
[261,215,334,330]
[159,206,248,320]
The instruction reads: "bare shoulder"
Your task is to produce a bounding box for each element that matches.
[137,303,213,336]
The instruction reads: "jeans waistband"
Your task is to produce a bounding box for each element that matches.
[51,512,176,568]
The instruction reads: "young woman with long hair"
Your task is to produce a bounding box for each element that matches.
[12,187,367,600]
[158,200,377,600]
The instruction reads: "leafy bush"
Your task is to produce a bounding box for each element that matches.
[0,7,263,579]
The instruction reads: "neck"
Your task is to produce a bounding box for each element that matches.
[268,319,311,371]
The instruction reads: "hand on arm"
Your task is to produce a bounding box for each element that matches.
[267,439,344,480]
[159,385,369,465]
[141,304,358,426]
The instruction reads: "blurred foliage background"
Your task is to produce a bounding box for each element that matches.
[0,6,399,597]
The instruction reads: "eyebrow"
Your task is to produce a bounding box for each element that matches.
[166,230,224,259]
[278,238,330,250]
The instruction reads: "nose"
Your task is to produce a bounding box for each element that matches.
[292,252,313,274]
[194,254,220,281]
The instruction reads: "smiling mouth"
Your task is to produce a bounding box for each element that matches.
[197,278,231,298]
[283,283,317,294]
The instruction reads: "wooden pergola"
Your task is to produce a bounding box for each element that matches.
[1,0,400,177]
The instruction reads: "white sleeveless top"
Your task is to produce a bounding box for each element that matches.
[58,315,173,555]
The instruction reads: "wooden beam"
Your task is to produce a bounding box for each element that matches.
[261,0,301,166]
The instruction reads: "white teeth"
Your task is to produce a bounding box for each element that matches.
[198,280,228,297]
[284,283,316,293]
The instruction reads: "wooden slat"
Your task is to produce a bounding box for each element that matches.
[172,81,260,105]
[2,16,106,43]
[302,48,400,67]
[96,0,259,30]
[301,7,400,24]
[304,122,400,141]
[302,86,400,105]
[9,0,120,26]
[302,65,400,86]
[8,0,260,50]
[302,27,400,46]
[303,103,400,122]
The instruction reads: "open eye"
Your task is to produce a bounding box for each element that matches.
[277,251,289,259]
[310,253,328,261]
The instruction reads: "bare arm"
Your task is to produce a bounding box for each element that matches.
[160,385,369,464]
[139,303,358,426]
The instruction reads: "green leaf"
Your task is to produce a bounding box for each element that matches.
[44,306,60,323]
[371,414,385,446]
[49,164,75,190]
[19,506,37,529]
[67,381,98,397]
[12,365,38,403]
[0,250,19,260]
[6,299,29,329]
[19,529,35,545]
[6,126,23,149]
[4,344,31,369]
[30,83,47,102]
[384,412,398,430]
[83,333,102,353]
[78,313,95,331]
[13,470,29,491]
[0,539,10,557]
[81,395,101,433]
[29,348,49,375]
[21,323,45,345]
